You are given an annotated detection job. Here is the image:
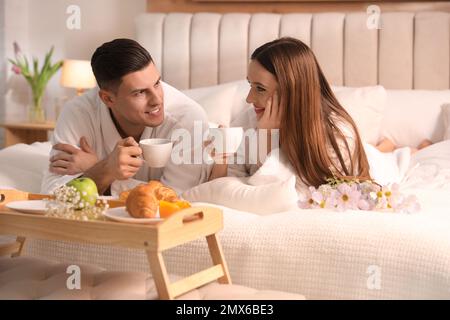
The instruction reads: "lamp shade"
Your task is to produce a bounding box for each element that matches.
[60,59,97,90]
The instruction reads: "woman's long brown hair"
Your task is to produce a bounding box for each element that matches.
[251,37,371,187]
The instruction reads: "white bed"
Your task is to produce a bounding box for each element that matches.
[1,127,450,300]
[1,12,450,299]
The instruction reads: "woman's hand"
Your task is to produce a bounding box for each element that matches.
[204,125,236,181]
[50,137,99,175]
[204,125,236,164]
[257,91,282,130]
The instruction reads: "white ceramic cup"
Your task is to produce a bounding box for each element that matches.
[139,138,173,168]
[208,127,244,154]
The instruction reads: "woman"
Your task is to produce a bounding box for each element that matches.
[209,37,371,192]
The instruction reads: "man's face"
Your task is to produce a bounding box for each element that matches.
[104,63,165,128]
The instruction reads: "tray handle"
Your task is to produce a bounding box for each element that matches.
[161,206,222,230]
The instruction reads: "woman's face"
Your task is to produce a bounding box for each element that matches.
[246,60,278,120]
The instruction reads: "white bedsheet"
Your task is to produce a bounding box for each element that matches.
[0,142,51,193]
[1,141,450,299]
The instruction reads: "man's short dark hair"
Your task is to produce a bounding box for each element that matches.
[91,38,153,91]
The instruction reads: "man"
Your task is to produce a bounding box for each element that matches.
[41,39,210,195]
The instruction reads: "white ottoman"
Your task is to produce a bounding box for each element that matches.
[0,257,305,300]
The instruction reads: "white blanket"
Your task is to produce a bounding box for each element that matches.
[0,142,51,193]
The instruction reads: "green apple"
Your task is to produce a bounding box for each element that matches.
[66,177,99,208]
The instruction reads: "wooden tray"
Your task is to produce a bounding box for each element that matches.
[0,189,231,299]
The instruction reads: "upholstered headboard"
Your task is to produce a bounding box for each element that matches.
[136,12,450,90]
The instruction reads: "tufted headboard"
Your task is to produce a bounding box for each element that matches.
[136,12,450,90]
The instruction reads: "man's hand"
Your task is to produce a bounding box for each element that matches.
[105,137,144,180]
[76,137,144,195]
[257,91,282,130]
[50,137,98,175]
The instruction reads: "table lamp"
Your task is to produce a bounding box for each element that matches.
[60,59,97,95]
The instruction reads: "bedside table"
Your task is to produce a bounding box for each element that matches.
[0,121,55,148]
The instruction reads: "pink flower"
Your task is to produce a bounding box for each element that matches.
[336,183,361,211]
[11,65,21,75]
[360,181,380,195]
[358,199,371,210]
[311,190,326,208]
[399,195,421,213]
[298,187,317,209]
[386,184,404,209]
[298,179,420,214]
[373,184,400,210]
[358,181,379,209]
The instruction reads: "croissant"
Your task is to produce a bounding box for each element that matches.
[119,190,132,202]
[126,181,180,218]
[149,181,178,203]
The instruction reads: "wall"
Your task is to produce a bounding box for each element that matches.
[2,0,146,122]
[0,0,4,146]
[149,0,450,13]
[0,0,30,146]
[2,0,29,124]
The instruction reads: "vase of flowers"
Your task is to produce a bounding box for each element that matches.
[9,42,63,123]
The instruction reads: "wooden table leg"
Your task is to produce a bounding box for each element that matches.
[11,236,26,258]
[206,234,232,285]
[0,237,26,258]
[146,250,172,300]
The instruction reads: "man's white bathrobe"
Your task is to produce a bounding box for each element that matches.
[41,82,210,195]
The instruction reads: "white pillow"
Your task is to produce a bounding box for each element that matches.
[183,81,387,145]
[332,85,387,145]
[380,90,450,147]
[181,80,251,127]
[182,175,298,215]
[182,82,239,126]
[442,104,450,140]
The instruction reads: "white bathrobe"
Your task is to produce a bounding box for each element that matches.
[227,107,358,195]
[41,82,211,196]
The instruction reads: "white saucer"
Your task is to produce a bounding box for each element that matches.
[103,207,162,224]
[5,200,48,215]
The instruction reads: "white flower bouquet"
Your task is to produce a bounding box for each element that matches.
[46,185,109,221]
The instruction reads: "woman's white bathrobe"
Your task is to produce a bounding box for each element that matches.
[41,82,210,195]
